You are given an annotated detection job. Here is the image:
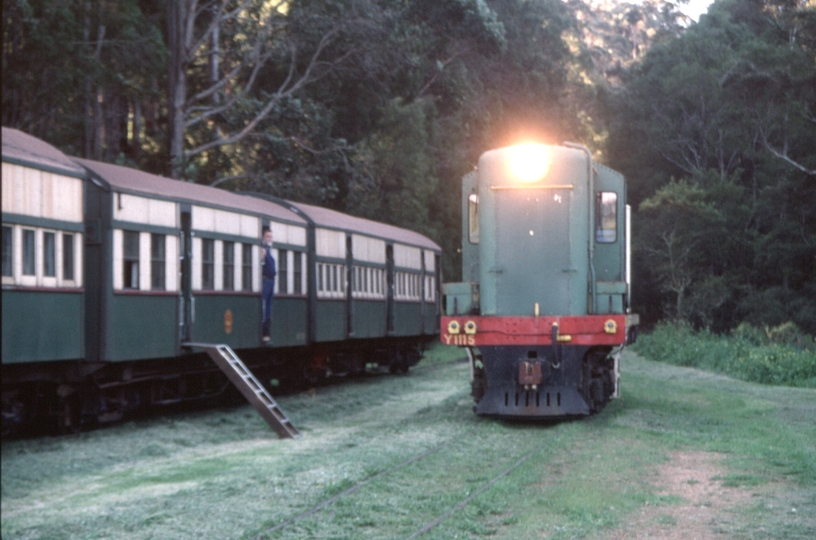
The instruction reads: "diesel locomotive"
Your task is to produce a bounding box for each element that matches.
[2,127,441,434]
[441,143,638,418]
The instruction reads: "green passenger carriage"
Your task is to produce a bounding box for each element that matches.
[2,128,441,434]
[2,128,86,364]
[441,143,639,418]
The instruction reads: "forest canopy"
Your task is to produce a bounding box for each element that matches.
[3,0,815,332]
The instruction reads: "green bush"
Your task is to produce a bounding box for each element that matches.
[633,321,816,388]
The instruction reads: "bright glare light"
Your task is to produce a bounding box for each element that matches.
[508,144,550,183]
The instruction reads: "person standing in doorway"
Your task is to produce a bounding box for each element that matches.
[261,227,276,342]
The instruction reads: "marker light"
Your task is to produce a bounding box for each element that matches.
[508,144,550,183]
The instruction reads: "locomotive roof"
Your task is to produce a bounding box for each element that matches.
[74,158,306,225]
[289,201,441,252]
[1,127,86,178]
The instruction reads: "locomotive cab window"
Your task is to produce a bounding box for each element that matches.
[468,193,479,244]
[595,192,617,243]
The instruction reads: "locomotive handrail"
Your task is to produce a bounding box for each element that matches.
[563,142,597,314]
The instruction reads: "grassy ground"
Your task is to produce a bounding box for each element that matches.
[2,344,814,539]
[633,321,816,388]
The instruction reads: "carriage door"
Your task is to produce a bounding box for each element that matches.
[179,207,193,342]
[386,244,395,333]
[494,188,572,316]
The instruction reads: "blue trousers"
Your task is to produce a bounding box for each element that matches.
[262,277,275,336]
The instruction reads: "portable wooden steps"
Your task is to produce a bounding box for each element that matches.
[183,342,301,439]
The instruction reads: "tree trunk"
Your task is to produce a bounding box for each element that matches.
[167,0,188,179]
[132,100,142,162]
[93,86,104,160]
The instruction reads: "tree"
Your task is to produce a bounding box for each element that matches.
[3,0,165,163]
[609,0,816,330]
[165,0,376,179]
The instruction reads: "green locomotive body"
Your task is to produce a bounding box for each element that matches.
[442,143,638,417]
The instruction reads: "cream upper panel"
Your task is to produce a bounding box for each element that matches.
[193,205,259,238]
[424,249,435,272]
[2,162,83,222]
[394,244,422,270]
[271,222,307,247]
[114,193,177,227]
[316,228,345,258]
[352,234,386,264]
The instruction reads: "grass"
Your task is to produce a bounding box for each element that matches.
[633,321,816,388]
[2,343,815,539]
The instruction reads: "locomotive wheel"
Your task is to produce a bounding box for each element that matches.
[471,368,487,404]
[590,379,605,413]
[581,361,595,412]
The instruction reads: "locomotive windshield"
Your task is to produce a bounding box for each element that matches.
[595,192,617,243]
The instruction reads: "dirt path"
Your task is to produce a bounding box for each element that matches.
[606,451,752,539]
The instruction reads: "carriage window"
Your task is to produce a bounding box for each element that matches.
[468,193,479,244]
[425,275,436,302]
[223,241,234,291]
[201,238,214,290]
[63,233,74,281]
[3,226,13,277]
[294,252,303,294]
[278,249,288,294]
[241,243,252,291]
[595,192,617,243]
[151,234,166,290]
[43,232,56,277]
[123,230,140,289]
[22,229,35,276]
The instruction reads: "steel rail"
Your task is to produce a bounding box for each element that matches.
[253,355,467,537]
[403,442,548,539]
[257,440,453,537]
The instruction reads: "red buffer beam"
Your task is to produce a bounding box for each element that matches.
[440,314,639,347]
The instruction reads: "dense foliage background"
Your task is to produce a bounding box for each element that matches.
[3,0,814,333]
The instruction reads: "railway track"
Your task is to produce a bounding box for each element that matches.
[4,351,813,540]
[257,433,550,540]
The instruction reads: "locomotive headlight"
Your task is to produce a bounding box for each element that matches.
[508,144,551,183]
